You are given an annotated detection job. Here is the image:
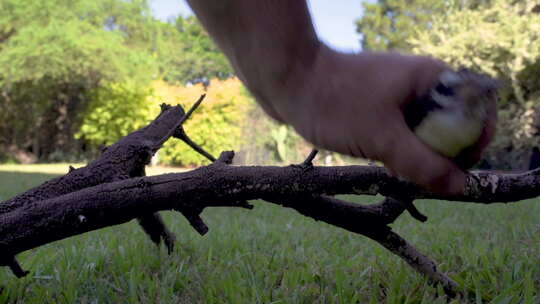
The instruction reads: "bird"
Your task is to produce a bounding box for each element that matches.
[404,68,498,169]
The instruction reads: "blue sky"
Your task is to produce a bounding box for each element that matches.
[149,0,364,52]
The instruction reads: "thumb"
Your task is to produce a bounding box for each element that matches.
[376,111,466,195]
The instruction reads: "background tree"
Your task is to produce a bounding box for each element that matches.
[156,16,233,84]
[0,0,233,163]
[410,0,540,169]
[0,0,156,162]
[77,78,253,167]
[356,0,446,51]
[356,0,492,51]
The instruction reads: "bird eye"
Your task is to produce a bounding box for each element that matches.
[435,82,454,96]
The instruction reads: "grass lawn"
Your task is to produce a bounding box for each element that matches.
[1,164,539,303]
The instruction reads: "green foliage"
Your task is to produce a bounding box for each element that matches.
[410,0,540,168]
[0,0,157,87]
[149,16,232,85]
[268,125,307,163]
[0,15,154,87]
[356,0,492,51]
[0,0,157,161]
[356,0,446,51]
[270,126,289,162]
[162,16,232,84]
[0,0,233,163]
[149,78,252,166]
[75,77,315,167]
[76,82,153,146]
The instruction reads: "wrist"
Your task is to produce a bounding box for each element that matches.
[260,45,349,146]
[244,40,325,124]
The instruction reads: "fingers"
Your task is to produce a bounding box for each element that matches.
[456,94,498,168]
[375,111,466,195]
[377,55,466,194]
[287,50,468,195]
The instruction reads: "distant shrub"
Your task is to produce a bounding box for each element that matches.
[149,78,253,166]
[76,82,152,146]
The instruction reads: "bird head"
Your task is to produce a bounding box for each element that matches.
[405,68,499,169]
[433,69,499,119]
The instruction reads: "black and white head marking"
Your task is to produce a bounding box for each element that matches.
[404,69,497,130]
[403,71,462,130]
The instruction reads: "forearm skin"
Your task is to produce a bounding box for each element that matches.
[186,0,322,122]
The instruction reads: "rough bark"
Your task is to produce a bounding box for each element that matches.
[0,98,210,276]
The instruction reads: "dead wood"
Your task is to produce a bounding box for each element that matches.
[1,95,538,299]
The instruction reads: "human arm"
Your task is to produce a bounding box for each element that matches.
[186,0,467,194]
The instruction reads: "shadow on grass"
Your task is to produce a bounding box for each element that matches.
[0,171,61,202]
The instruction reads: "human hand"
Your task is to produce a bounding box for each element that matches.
[185,1,495,194]
[275,48,494,194]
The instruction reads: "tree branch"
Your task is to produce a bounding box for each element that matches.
[2,95,538,299]
[1,156,538,261]
[0,98,211,258]
[370,231,459,297]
